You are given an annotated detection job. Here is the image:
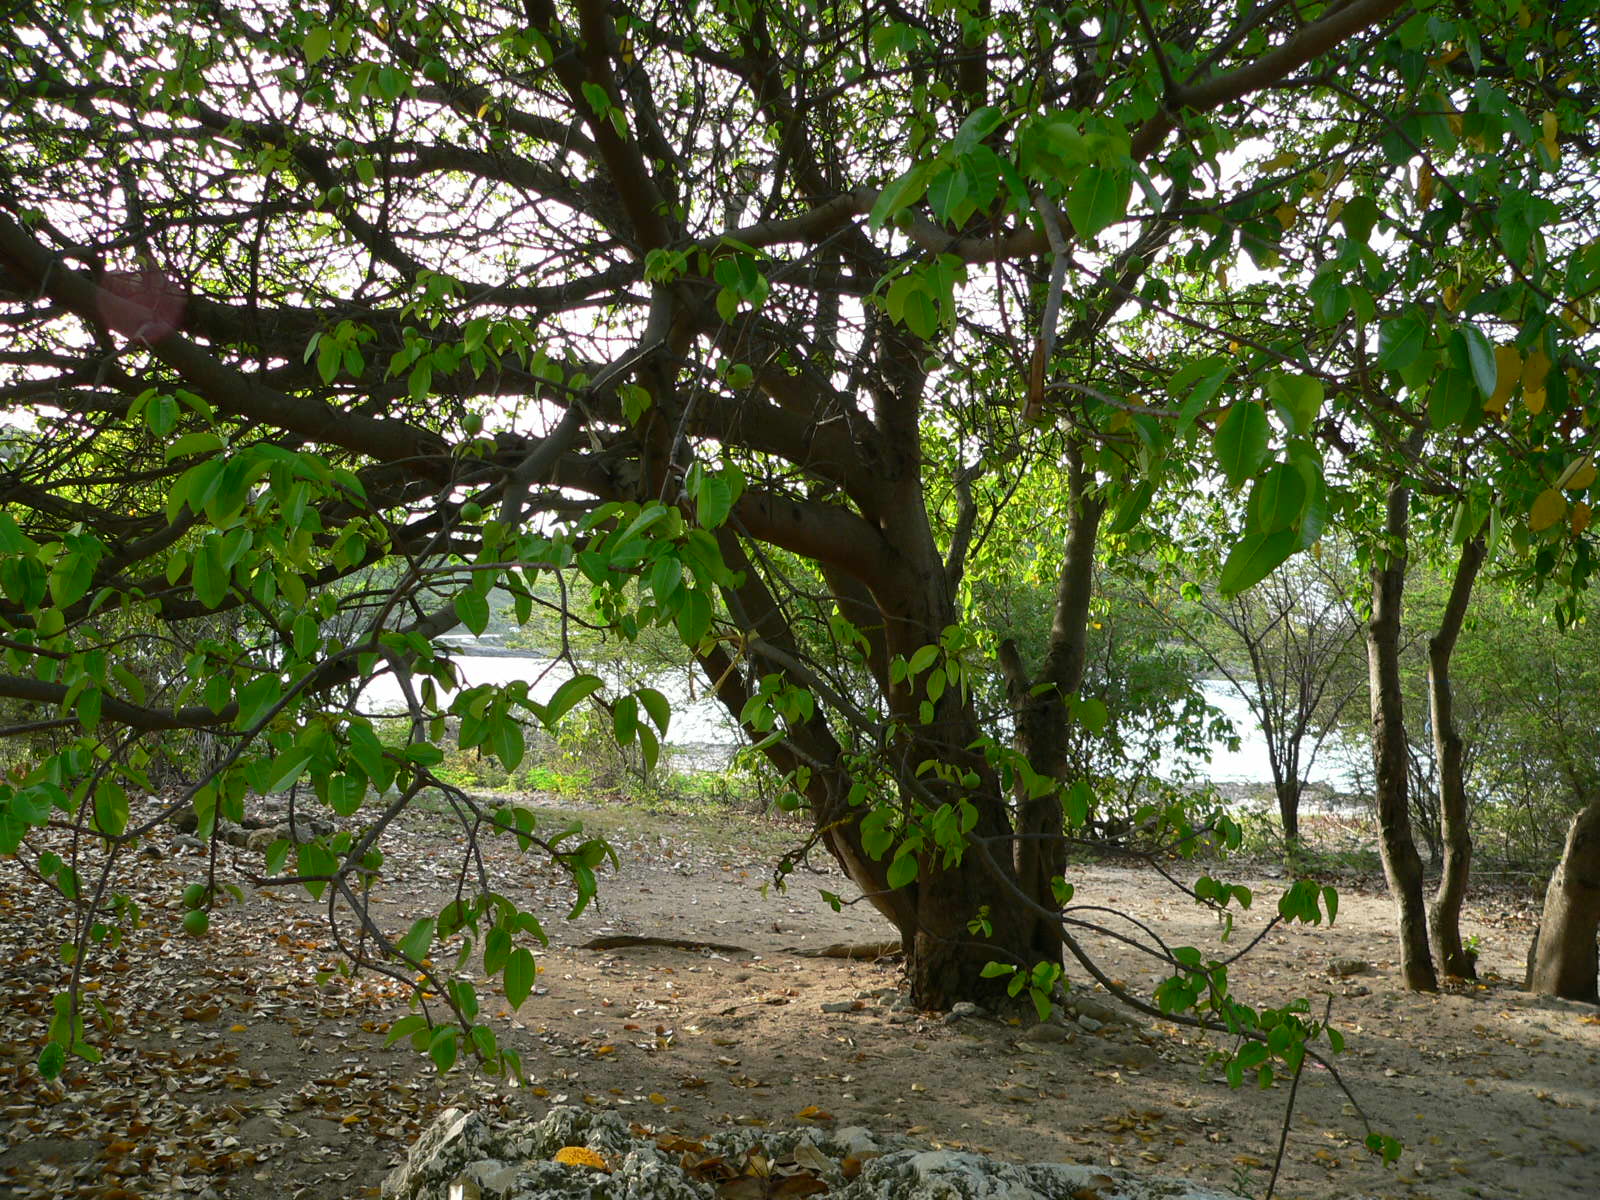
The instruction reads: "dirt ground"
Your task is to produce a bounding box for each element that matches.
[3,794,1599,1200]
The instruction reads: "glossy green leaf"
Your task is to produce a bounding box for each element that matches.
[1066,165,1131,239]
[1219,529,1297,596]
[544,674,604,726]
[1212,402,1270,488]
[1246,463,1307,534]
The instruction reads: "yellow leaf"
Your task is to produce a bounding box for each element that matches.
[1274,204,1296,231]
[1523,348,1551,391]
[648,1092,667,1105]
[1326,198,1345,225]
[1442,284,1460,312]
[1416,162,1435,208]
[1559,458,1596,491]
[1543,112,1559,143]
[1524,388,1546,415]
[229,1024,247,1033]
[553,1146,608,1171]
[1491,344,1521,410]
[1261,151,1300,172]
[1571,502,1592,535]
[1530,488,1567,532]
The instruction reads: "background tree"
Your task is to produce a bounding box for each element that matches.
[1157,541,1365,845]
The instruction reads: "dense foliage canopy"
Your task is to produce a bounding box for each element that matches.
[3,0,1599,1083]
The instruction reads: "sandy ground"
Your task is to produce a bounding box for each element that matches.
[2,796,1598,1200]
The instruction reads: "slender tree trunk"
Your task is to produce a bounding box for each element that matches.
[1275,777,1302,844]
[1428,535,1484,979]
[1526,798,1600,1002]
[1004,441,1104,964]
[1366,461,1438,992]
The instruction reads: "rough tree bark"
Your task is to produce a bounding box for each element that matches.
[1367,456,1439,992]
[1427,535,1485,979]
[1526,799,1600,1003]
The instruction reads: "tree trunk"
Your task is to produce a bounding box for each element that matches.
[1428,535,1484,979]
[1275,777,1302,844]
[1526,798,1600,1002]
[1366,459,1438,992]
[1005,440,1105,965]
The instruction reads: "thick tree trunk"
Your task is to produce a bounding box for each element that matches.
[1526,799,1600,1002]
[1366,462,1438,992]
[1428,535,1484,979]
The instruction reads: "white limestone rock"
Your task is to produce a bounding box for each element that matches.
[384,1106,1243,1200]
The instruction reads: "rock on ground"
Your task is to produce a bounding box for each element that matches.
[383,1106,1244,1200]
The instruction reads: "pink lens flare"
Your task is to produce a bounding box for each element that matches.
[95,266,187,342]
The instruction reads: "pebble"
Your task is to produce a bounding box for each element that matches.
[820,1001,856,1014]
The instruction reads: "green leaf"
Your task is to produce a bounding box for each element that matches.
[397,917,436,962]
[303,27,333,64]
[886,851,919,889]
[544,674,604,726]
[37,1041,65,1080]
[635,687,671,736]
[901,287,939,340]
[165,432,226,462]
[324,773,365,817]
[492,719,525,771]
[1105,480,1154,535]
[1219,529,1297,596]
[1266,373,1324,437]
[1427,369,1476,430]
[428,1026,458,1072]
[1212,402,1270,488]
[385,1014,429,1047]
[1071,696,1109,734]
[1339,194,1380,243]
[979,962,1016,979]
[1246,463,1308,534]
[484,927,512,977]
[869,162,933,230]
[262,747,315,794]
[93,783,128,837]
[1459,324,1497,398]
[504,947,536,1008]
[675,588,713,647]
[1066,165,1131,239]
[1378,313,1427,373]
[454,589,490,636]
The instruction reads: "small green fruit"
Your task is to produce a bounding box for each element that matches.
[181,909,210,937]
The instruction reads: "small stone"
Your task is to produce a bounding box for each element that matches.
[821,1001,856,1014]
[1328,957,1373,978]
[1077,1015,1104,1033]
[246,827,279,851]
[1017,1023,1070,1045]
[948,1001,984,1019]
[138,843,164,861]
[886,1011,916,1024]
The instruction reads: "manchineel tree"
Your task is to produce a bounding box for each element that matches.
[2,0,1599,1093]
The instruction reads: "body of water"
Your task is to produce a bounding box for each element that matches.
[359,648,1362,791]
